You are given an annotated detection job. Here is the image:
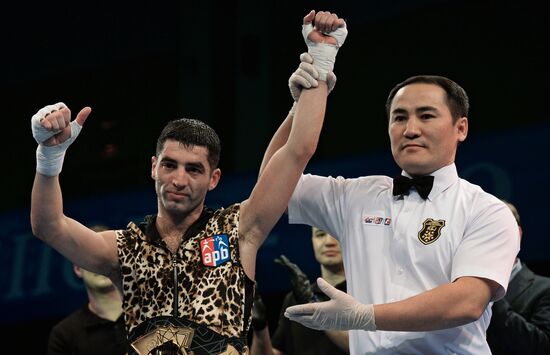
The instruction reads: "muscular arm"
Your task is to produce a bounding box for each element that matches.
[286,276,498,332]
[239,83,328,274]
[31,174,119,278]
[374,276,497,331]
[258,111,293,177]
[239,10,346,277]
[30,105,119,279]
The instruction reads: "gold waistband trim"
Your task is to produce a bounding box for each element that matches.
[131,325,193,354]
[130,325,249,355]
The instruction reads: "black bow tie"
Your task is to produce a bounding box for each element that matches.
[392,175,434,199]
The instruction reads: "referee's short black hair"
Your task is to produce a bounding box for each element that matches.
[386,75,469,123]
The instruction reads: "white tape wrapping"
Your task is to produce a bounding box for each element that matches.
[32,102,84,176]
[31,102,67,144]
[35,119,83,176]
[288,52,338,105]
[301,23,348,81]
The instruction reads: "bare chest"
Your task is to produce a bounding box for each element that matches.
[163,234,182,254]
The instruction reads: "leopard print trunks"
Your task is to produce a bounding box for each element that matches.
[116,204,254,354]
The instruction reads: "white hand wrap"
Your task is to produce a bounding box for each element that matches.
[32,103,83,176]
[284,278,376,331]
[302,23,348,81]
[288,53,337,112]
[31,102,67,144]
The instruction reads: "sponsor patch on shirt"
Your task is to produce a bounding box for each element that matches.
[363,215,392,227]
[200,234,231,267]
[418,218,446,245]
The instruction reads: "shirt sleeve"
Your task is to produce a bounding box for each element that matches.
[288,174,347,242]
[451,195,520,301]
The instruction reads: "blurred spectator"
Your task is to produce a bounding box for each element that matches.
[486,201,550,354]
[47,225,128,355]
[251,227,348,354]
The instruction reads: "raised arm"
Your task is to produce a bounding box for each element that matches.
[240,76,329,253]
[259,53,336,177]
[239,10,347,277]
[30,103,119,279]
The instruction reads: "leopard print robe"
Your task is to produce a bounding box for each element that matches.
[115,204,254,343]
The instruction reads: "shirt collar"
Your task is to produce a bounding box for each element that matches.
[402,163,458,201]
[139,206,215,246]
[82,304,123,327]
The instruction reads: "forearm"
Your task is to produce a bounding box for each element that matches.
[284,82,328,162]
[259,111,293,176]
[374,277,493,331]
[31,171,118,277]
[31,172,67,240]
[259,80,327,177]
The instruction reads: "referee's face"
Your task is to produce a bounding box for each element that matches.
[388,83,468,176]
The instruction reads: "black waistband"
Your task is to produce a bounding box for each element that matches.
[128,316,247,355]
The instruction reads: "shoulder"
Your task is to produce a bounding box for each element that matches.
[456,177,501,205]
[116,215,155,239]
[50,306,88,335]
[526,266,550,286]
[216,204,240,217]
[209,204,240,231]
[456,178,512,220]
[517,266,550,301]
[298,173,392,193]
[300,173,390,184]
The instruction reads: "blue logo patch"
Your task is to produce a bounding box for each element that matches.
[200,234,231,267]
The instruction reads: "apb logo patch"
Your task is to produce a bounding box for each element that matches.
[200,234,231,267]
[418,218,446,245]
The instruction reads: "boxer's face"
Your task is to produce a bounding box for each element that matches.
[152,139,220,216]
[388,83,468,176]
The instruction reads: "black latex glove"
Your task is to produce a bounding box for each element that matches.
[274,254,317,304]
[251,287,268,330]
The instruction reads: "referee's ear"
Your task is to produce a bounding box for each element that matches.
[456,116,468,143]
